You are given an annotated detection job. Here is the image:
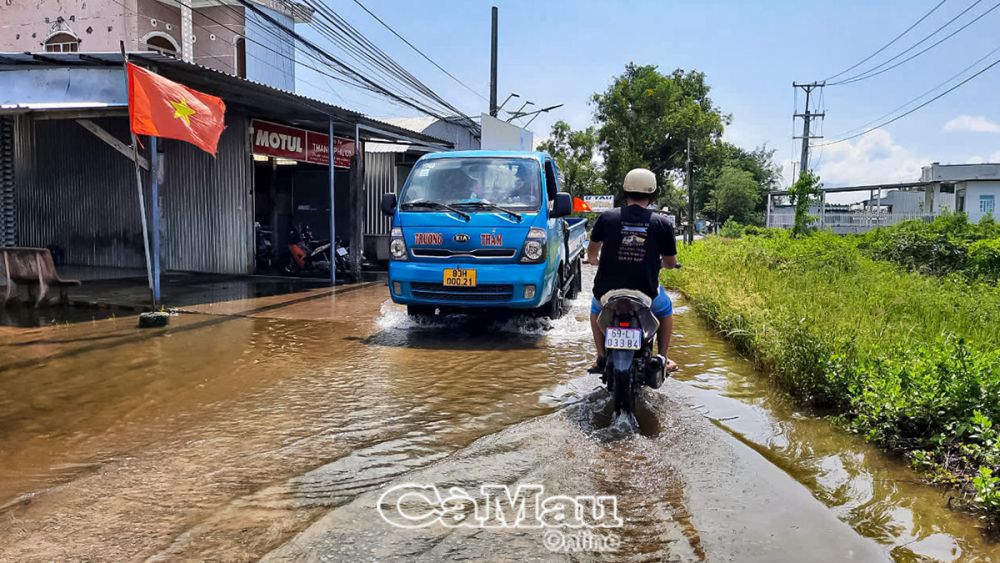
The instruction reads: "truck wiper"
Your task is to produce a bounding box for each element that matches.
[400,200,471,221]
[455,200,523,222]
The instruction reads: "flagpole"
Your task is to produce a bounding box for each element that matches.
[119,41,157,310]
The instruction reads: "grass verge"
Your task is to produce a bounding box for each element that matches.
[663,230,1000,516]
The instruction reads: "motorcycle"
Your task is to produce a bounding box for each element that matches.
[596,289,669,418]
[285,224,332,274]
[255,222,275,272]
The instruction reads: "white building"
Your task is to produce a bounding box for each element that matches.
[920,162,1000,223]
[768,162,1000,233]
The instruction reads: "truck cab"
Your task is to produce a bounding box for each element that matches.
[380,150,586,318]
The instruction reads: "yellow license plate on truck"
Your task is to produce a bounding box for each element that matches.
[443,269,476,287]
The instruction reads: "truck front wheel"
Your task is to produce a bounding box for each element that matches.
[544,271,566,319]
[407,305,436,318]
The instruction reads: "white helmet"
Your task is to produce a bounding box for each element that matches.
[623,168,657,194]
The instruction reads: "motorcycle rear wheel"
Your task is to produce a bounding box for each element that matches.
[612,370,636,416]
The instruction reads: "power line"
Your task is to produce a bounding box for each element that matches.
[350,0,489,102]
[824,0,948,82]
[819,56,1000,145]
[296,0,478,129]
[233,0,460,122]
[833,0,1000,85]
[829,42,1000,138]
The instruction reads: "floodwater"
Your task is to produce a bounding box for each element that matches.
[0,269,997,561]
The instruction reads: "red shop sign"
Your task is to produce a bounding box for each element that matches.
[251,119,355,168]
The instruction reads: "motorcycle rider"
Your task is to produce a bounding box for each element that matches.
[587,168,678,374]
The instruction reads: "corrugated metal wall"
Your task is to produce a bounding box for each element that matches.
[160,115,253,274]
[16,116,147,268]
[14,115,253,274]
[0,117,15,246]
[364,151,396,236]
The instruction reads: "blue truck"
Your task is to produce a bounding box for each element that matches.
[379,150,587,318]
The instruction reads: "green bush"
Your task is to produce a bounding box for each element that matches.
[969,238,1000,281]
[858,213,1000,281]
[719,218,744,238]
[663,233,1000,516]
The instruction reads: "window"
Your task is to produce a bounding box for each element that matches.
[235,37,247,78]
[45,33,79,52]
[145,35,178,57]
[399,158,541,210]
[980,194,995,215]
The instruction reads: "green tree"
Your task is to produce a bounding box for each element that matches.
[537,121,604,197]
[591,64,729,219]
[696,142,780,225]
[789,171,822,237]
[709,166,761,224]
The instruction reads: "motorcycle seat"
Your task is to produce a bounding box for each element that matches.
[599,288,652,308]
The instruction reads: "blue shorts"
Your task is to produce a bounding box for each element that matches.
[591,286,673,319]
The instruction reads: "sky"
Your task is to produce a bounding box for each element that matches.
[294,0,1000,197]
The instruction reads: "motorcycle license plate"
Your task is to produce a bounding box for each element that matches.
[336,247,348,257]
[605,327,641,350]
[443,268,476,287]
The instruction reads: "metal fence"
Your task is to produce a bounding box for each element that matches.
[769,211,937,234]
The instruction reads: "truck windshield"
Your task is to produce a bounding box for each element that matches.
[400,158,542,211]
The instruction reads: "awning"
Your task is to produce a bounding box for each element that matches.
[0,51,454,149]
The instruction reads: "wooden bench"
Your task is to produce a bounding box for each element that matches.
[1,247,81,307]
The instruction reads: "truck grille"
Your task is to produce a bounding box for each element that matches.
[411,248,517,259]
[411,282,514,302]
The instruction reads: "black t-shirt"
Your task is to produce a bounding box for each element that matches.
[591,205,677,299]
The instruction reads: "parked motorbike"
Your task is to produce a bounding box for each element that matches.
[255,222,275,272]
[596,289,669,418]
[285,224,332,274]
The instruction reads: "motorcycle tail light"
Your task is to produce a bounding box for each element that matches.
[618,321,630,327]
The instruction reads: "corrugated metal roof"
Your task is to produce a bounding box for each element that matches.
[0,51,453,148]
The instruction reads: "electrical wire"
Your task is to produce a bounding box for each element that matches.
[232,0,462,122]
[293,0,478,129]
[818,56,1000,145]
[109,0,433,119]
[300,0,464,119]
[823,0,948,82]
[350,0,488,102]
[830,0,995,85]
[828,42,1000,138]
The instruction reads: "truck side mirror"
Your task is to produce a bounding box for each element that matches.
[380,193,398,216]
[552,192,572,218]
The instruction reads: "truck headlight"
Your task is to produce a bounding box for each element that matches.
[520,227,547,263]
[390,227,407,260]
[523,240,544,261]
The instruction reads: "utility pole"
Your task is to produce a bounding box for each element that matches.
[686,137,694,245]
[489,6,498,117]
[792,81,825,178]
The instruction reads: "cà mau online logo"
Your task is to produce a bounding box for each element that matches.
[377,483,623,529]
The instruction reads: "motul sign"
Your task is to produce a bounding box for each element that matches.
[250,119,354,168]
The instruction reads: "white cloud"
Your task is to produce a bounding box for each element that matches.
[943,115,1000,134]
[813,129,928,189]
[961,151,1000,164]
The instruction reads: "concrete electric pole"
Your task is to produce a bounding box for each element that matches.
[489,6,498,117]
[686,137,694,245]
[792,81,825,178]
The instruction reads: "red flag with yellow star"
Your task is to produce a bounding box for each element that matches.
[127,63,226,156]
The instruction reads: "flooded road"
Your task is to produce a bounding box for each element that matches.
[0,269,996,561]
